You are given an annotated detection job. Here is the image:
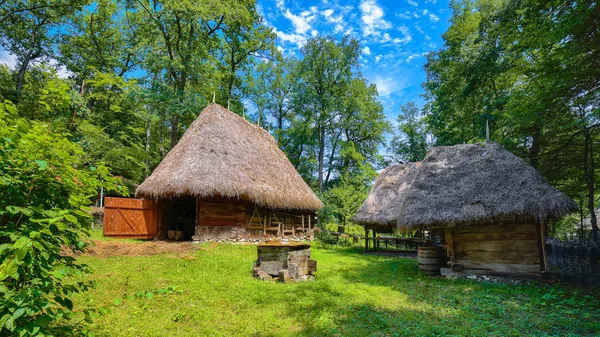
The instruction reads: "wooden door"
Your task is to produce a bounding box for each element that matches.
[103,197,158,239]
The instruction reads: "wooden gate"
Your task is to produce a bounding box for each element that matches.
[103,197,158,239]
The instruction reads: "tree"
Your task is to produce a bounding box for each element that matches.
[247,56,296,144]
[388,102,427,163]
[0,0,86,98]
[0,100,124,335]
[293,36,360,192]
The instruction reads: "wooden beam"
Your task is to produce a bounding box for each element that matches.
[536,220,547,272]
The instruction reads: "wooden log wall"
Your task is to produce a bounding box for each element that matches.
[445,223,540,274]
[197,201,246,226]
[194,196,315,239]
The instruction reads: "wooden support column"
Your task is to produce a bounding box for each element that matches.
[365,226,370,251]
[536,220,547,272]
[373,227,377,251]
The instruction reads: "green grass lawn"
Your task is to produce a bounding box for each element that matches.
[74,235,600,337]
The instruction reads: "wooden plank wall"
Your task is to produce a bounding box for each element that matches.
[197,201,246,226]
[104,197,157,239]
[194,197,314,239]
[445,224,540,274]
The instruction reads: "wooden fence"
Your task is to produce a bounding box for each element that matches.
[546,239,600,284]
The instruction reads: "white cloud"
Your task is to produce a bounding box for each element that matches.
[429,14,440,22]
[311,29,318,37]
[52,62,73,79]
[396,11,412,20]
[360,0,392,37]
[0,50,17,68]
[362,46,371,55]
[407,0,418,6]
[375,55,382,63]
[380,33,391,43]
[276,0,285,10]
[0,51,71,78]
[393,26,412,44]
[373,76,400,96]
[283,9,313,34]
[406,53,423,62]
[322,9,334,18]
[274,28,307,48]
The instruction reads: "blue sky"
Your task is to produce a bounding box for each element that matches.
[0,0,452,124]
[259,0,452,122]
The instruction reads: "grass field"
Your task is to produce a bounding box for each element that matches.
[74,233,600,337]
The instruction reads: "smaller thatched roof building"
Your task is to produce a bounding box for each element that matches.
[133,104,322,241]
[354,143,577,227]
[354,143,578,276]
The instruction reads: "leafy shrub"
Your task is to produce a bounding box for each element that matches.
[314,230,338,248]
[0,101,124,336]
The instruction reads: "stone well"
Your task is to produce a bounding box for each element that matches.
[252,243,317,282]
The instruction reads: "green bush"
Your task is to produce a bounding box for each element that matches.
[0,101,124,336]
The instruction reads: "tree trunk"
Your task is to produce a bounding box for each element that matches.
[170,78,186,149]
[318,124,325,193]
[160,109,165,157]
[15,54,32,99]
[529,125,541,169]
[582,126,598,242]
[145,103,152,176]
[170,114,180,150]
[325,132,341,185]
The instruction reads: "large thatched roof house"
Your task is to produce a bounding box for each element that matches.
[136,103,322,241]
[354,143,577,276]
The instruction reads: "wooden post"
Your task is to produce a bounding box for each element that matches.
[536,221,547,272]
[308,213,311,232]
[365,226,369,252]
[372,227,376,251]
[302,214,305,232]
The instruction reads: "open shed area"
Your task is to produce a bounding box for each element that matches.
[71,232,600,337]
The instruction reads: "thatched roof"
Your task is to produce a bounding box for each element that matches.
[136,104,323,212]
[353,143,578,228]
[350,163,419,227]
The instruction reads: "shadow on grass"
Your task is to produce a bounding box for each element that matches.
[300,246,600,336]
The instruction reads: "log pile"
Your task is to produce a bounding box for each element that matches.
[252,243,317,283]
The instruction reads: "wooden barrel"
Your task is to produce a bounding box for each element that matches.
[417,246,445,276]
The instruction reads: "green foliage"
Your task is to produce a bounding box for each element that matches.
[388,102,428,163]
[0,101,124,336]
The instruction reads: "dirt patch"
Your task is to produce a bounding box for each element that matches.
[66,240,218,259]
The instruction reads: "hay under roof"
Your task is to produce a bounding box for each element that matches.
[136,104,323,212]
[353,143,578,228]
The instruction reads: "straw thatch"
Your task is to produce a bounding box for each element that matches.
[136,104,323,212]
[350,163,419,227]
[354,143,578,228]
